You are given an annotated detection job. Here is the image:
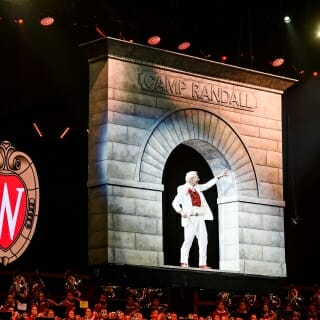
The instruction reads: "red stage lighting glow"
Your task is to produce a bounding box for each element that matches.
[220,55,228,62]
[148,36,161,46]
[96,25,106,38]
[40,16,55,26]
[272,58,285,67]
[178,41,191,51]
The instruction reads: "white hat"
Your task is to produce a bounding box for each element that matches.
[185,171,198,182]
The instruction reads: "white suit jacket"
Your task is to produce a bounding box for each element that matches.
[172,177,218,227]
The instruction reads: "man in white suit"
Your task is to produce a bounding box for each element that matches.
[172,170,228,269]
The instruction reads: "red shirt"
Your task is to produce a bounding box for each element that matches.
[188,188,201,207]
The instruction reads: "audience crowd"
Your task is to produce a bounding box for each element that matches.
[0,272,319,320]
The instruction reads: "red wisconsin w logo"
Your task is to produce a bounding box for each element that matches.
[0,140,39,265]
[0,176,27,250]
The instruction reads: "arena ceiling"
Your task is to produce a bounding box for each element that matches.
[1,0,320,136]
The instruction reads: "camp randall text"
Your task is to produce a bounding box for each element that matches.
[138,70,258,110]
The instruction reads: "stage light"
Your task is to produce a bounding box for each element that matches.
[95,25,106,38]
[40,16,55,26]
[177,41,191,51]
[220,55,228,62]
[283,15,291,24]
[32,123,43,137]
[60,127,70,139]
[291,217,300,225]
[271,57,285,67]
[14,18,24,25]
[148,35,161,46]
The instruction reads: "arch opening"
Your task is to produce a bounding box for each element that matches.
[162,143,221,268]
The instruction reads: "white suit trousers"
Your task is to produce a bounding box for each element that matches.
[181,216,208,266]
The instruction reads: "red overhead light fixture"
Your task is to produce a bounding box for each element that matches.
[271,57,285,67]
[177,41,191,51]
[220,55,228,62]
[40,16,55,27]
[148,35,161,46]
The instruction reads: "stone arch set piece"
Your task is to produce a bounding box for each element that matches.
[83,37,297,277]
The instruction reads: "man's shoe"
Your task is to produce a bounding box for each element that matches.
[180,263,189,268]
[199,265,212,269]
